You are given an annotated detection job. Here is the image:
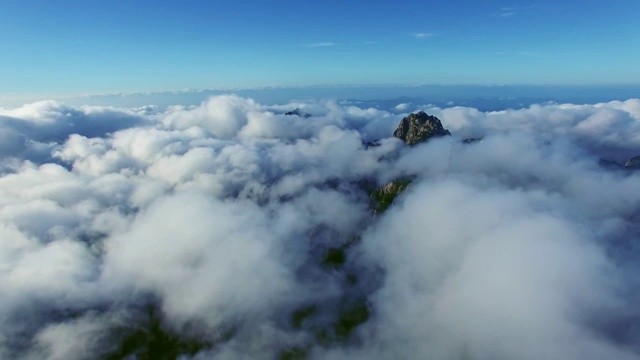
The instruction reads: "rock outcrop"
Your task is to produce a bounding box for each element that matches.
[625,156,640,170]
[393,111,450,146]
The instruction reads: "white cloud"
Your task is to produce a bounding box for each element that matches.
[395,103,410,111]
[0,95,639,358]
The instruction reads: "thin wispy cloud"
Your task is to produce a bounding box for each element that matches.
[495,50,541,56]
[305,42,338,48]
[497,4,539,17]
[412,32,434,39]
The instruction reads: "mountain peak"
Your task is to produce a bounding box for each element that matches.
[393,112,450,146]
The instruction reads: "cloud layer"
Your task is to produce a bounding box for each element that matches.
[1,96,639,359]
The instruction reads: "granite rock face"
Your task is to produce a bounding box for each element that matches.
[393,111,451,146]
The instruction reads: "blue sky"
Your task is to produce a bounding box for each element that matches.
[1,0,639,98]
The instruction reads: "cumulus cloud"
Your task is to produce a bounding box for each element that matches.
[0,95,639,359]
[425,100,640,162]
[0,101,148,166]
[394,103,410,111]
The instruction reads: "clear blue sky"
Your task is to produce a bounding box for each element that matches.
[1,0,639,97]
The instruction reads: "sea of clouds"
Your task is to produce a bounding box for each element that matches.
[1,95,640,359]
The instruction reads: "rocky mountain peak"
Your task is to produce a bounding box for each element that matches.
[393,111,451,146]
